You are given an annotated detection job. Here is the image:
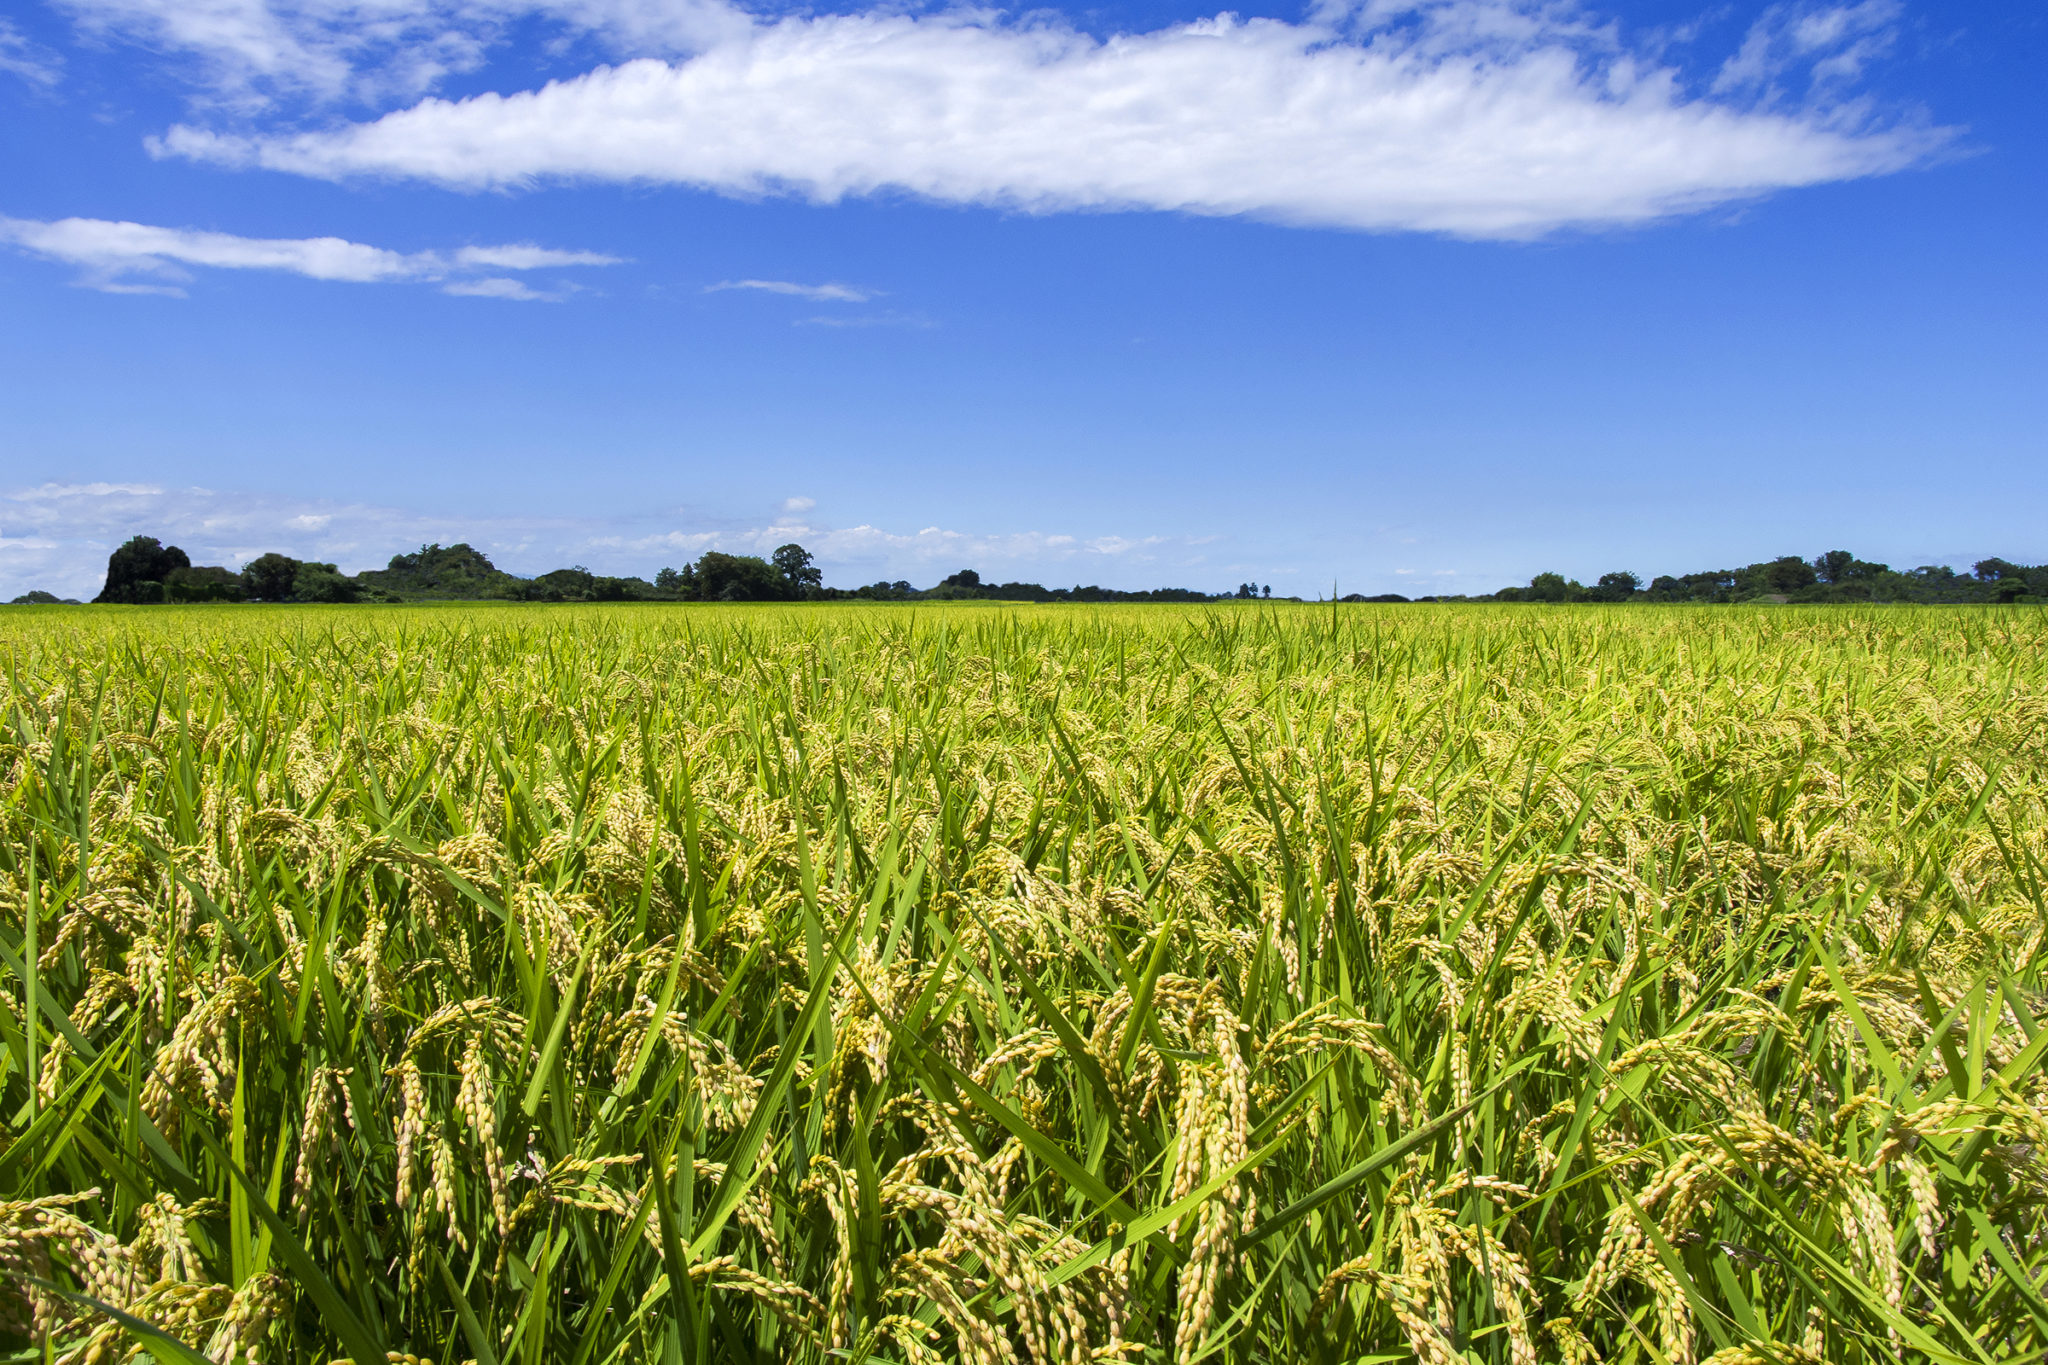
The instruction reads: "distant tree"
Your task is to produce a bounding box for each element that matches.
[1815,550,1892,585]
[655,566,687,594]
[939,569,982,591]
[292,562,359,603]
[166,565,245,603]
[1261,585,1271,598]
[694,552,785,601]
[591,576,656,601]
[1814,550,1856,584]
[1744,556,1818,596]
[1478,551,2040,606]
[8,590,64,605]
[96,535,191,604]
[1657,570,1738,602]
[530,566,597,601]
[1593,571,1642,602]
[359,543,519,599]
[773,544,824,595]
[241,553,302,602]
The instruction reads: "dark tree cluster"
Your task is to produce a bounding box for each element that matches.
[651,546,825,601]
[1483,551,2047,605]
[357,543,517,599]
[76,538,369,605]
[94,536,192,604]
[913,571,1230,603]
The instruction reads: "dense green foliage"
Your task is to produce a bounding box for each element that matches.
[3,602,2046,1365]
[92,536,192,605]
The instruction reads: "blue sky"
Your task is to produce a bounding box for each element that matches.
[1,0,2041,599]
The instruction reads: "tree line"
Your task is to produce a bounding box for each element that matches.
[6,536,2042,606]
[32,537,1245,606]
[1457,551,2047,606]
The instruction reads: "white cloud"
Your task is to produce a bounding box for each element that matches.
[0,18,63,88]
[706,279,874,302]
[0,214,622,294]
[149,0,1949,238]
[780,496,816,514]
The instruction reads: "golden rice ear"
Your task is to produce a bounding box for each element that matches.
[455,1037,511,1237]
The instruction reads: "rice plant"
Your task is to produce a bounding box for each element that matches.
[2,602,2045,1365]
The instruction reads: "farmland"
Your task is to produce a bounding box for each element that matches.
[3,602,2046,1365]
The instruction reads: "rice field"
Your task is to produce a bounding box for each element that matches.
[3,601,2046,1365]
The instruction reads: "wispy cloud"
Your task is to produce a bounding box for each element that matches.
[1,481,1223,600]
[11,481,165,501]
[706,279,875,303]
[440,276,575,301]
[0,214,623,296]
[794,311,934,329]
[453,243,619,269]
[144,0,1949,239]
[52,0,749,109]
[0,18,62,88]
[1715,0,1905,101]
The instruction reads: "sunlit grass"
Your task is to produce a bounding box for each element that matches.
[3,602,2045,1364]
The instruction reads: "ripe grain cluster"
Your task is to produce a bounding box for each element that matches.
[2,603,2045,1365]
